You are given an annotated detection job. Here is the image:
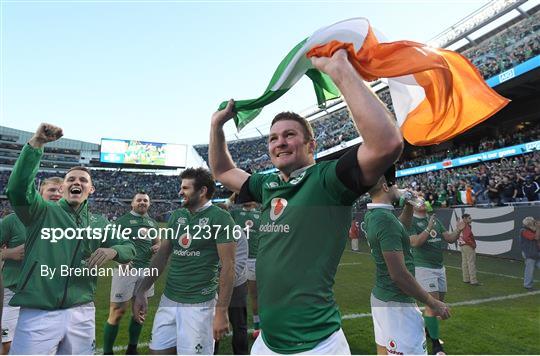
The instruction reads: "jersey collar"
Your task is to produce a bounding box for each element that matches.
[367,203,394,211]
[194,200,213,213]
[279,164,314,182]
[413,213,427,219]
[130,211,148,218]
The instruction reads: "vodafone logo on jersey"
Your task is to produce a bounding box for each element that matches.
[179,233,192,249]
[270,198,288,221]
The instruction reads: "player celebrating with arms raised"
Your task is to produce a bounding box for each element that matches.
[6,123,135,355]
[209,49,403,354]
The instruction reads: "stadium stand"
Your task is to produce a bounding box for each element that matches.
[1,5,539,221]
[193,6,539,172]
[461,9,540,79]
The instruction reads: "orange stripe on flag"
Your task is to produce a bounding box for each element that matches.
[306,24,510,146]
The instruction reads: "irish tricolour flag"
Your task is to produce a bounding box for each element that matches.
[218,18,509,146]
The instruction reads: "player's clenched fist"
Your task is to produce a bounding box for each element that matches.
[211,99,236,128]
[29,123,63,148]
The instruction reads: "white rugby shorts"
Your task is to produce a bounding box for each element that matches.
[9,302,95,355]
[2,289,19,343]
[370,294,427,355]
[415,266,447,293]
[149,294,215,354]
[110,267,155,303]
[251,328,350,355]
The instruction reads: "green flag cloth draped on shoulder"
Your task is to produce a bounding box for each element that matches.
[217,38,340,131]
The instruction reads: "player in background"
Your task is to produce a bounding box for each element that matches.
[214,200,250,355]
[364,171,450,355]
[6,123,136,355]
[103,192,160,355]
[209,49,403,354]
[132,168,236,355]
[408,198,465,355]
[0,176,62,354]
[228,193,262,338]
[349,218,360,252]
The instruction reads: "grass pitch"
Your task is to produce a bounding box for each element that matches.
[94,241,540,354]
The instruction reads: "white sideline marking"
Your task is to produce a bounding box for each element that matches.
[343,250,538,281]
[98,290,540,354]
[342,290,540,320]
[444,264,539,282]
[338,262,363,266]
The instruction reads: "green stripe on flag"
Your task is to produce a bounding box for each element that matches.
[218,38,340,131]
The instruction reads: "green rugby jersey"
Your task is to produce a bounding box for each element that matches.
[115,212,158,269]
[230,208,261,259]
[244,161,361,354]
[164,203,236,303]
[364,205,415,303]
[0,213,27,291]
[408,215,447,269]
[6,144,136,310]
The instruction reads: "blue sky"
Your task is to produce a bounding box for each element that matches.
[1,0,489,146]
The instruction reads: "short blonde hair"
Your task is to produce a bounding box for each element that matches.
[40,176,63,193]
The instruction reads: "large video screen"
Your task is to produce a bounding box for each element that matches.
[100,138,187,168]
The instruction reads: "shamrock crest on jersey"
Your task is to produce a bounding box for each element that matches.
[270,198,288,221]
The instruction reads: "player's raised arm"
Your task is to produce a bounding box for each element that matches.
[311,50,403,186]
[6,123,64,225]
[209,99,251,193]
[442,218,465,243]
[409,214,436,247]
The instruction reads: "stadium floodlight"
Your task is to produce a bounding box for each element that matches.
[427,0,527,49]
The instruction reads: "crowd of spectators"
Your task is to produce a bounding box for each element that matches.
[193,9,538,171]
[397,151,540,207]
[1,149,538,221]
[1,11,539,220]
[462,10,540,79]
[398,122,540,169]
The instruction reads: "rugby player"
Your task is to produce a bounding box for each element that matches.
[103,192,160,355]
[132,167,236,355]
[229,197,261,338]
[209,49,403,354]
[364,173,450,355]
[0,176,62,354]
[408,198,465,354]
[214,200,250,355]
[6,123,136,355]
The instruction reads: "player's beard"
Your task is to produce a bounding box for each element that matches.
[182,193,201,210]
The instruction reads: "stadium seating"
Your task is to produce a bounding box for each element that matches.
[462,10,540,79]
[1,10,539,220]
